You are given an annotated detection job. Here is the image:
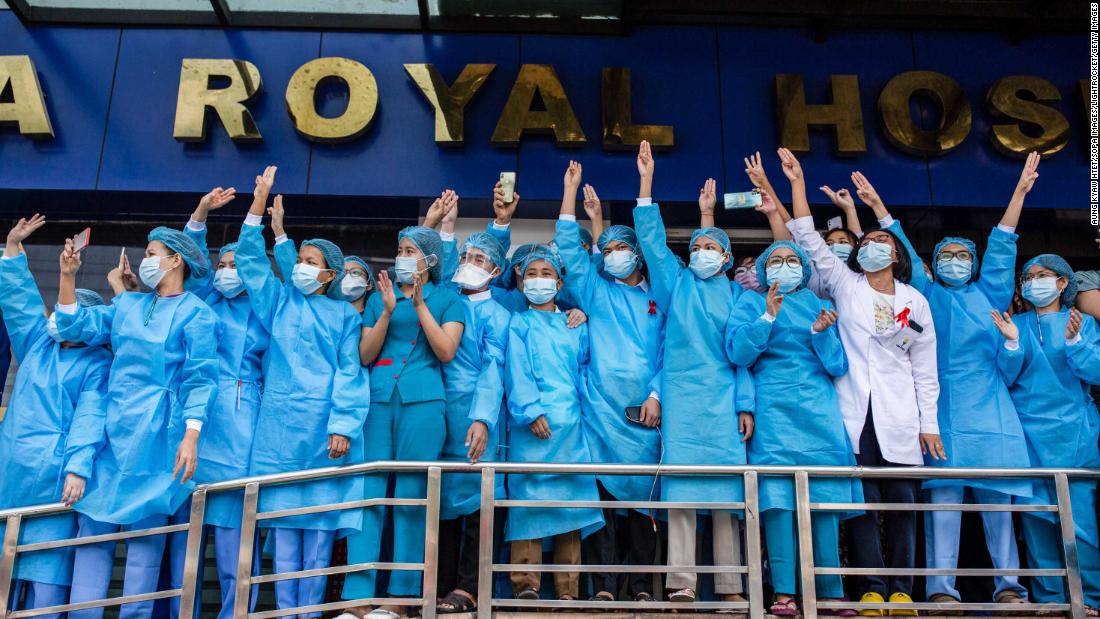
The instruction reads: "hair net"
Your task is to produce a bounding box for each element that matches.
[460,232,506,271]
[596,225,639,253]
[1023,254,1077,306]
[503,243,541,290]
[75,288,105,308]
[301,238,346,300]
[520,247,563,279]
[933,236,979,283]
[398,226,443,283]
[217,242,238,262]
[690,227,733,272]
[148,226,209,281]
[345,255,376,289]
[755,240,812,290]
[578,226,593,249]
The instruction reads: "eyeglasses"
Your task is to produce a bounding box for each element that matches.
[765,256,802,269]
[346,269,368,279]
[936,250,972,262]
[734,265,756,276]
[1021,272,1059,283]
[860,235,892,247]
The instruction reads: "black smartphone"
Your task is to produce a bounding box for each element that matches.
[625,406,643,424]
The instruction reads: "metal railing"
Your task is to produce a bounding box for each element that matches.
[1,462,1098,619]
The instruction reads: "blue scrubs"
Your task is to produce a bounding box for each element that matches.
[1000,308,1100,606]
[0,254,111,617]
[236,222,369,616]
[343,282,465,599]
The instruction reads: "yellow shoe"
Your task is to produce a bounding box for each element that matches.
[858,592,885,617]
[888,592,918,616]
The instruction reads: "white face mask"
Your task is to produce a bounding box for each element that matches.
[46,313,64,343]
[340,275,368,301]
[452,263,495,291]
[139,256,171,289]
[292,263,326,295]
[213,268,245,298]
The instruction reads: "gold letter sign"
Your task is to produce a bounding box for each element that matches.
[775,74,865,155]
[492,64,586,147]
[286,57,379,144]
[404,63,495,146]
[0,55,53,139]
[878,70,970,157]
[986,76,1069,157]
[601,67,673,151]
[173,59,262,143]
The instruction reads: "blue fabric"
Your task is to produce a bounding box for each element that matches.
[763,511,843,597]
[725,287,862,516]
[520,247,563,276]
[891,222,1034,497]
[0,255,112,586]
[11,579,67,619]
[500,243,540,290]
[217,242,238,261]
[554,218,664,504]
[1021,512,1100,606]
[399,225,444,283]
[596,225,638,252]
[271,528,335,618]
[74,288,104,308]
[54,287,219,525]
[148,226,210,282]
[345,255,376,292]
[932,236,979,283]
[504,309,604,541]
[689,227,733,272]
[1022,254,1077,306]
[0,321,9,403]
[301,238,347,300]
[235,223,369,533]
[460,232,507,273]
[754,240,812,290]
[634,204,752,505]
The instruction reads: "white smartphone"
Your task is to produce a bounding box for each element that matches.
[72,227,92,253]
[500,172,516,204]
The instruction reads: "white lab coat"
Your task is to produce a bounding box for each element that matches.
[788,216,940,465]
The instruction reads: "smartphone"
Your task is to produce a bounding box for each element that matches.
[625,406,643,424]
[500,172,516,204]
[72,227,92,253]
[826,216,843,231]
[723,190,762,210]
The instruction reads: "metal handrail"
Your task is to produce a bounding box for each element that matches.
[0,462,1097,619]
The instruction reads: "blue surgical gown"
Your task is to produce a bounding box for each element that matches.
[54,290,219,525]
[0,254,112,586]
[892,223,1032,497]
[725,288,862,514]
[504,308,603,542]
[554,218,665,504]
[633,203,753,505]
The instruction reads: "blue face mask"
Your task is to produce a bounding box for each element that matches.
[766,263,804,293]
[1022,277,1062,308]
[603,249,638,280]
[394,256,420,284]
[830,243,853,261]
[856,241,894,273]
[214,267,245,298]
[292,263,325,295]
[936,258,972,287]
[689,249,726,279]
[523,277,558,305]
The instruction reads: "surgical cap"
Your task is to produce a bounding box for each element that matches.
[217,242,238,262]
[521,248,563,279]
[461,232,506,271]
[504,243,541,290]
[690,227,733,272]
[75,288,105,308]
[398,226,443,283]
[578,226,593,249]
[148,226,209,281]
[301,238,347,300]
[933,236,979,283]
[345,255,376,289]
[1023,254,1077,306]
[755,240,812,290]
[596,225,639,253]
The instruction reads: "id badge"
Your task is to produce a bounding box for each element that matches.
[891,320,923,353]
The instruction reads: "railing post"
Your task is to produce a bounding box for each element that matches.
[179,490,208,619]
[794,471,817,619]
[421,467,442,619]
[235,483,260,619]
[1054,473,1086,619]
[476,468,496,619]
[743,471,765,619]
[0,515,21,618]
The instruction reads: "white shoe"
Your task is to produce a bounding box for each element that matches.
[333,614,361,619]
[366,610,402,619]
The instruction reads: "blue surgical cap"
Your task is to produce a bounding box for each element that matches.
[933,236,979,284]
[578,226,593,249]
[504,243,541,290]
[301,238,346,300]
[217,242,239,262]
[520,248,563,279]
[75,288,105,308]
[398,226,443,283]
[345,255,376,289]
[461,232,506,271]
[756,240,812,290]
[148,226,209,281]
[596,225,639,253]
[690,227,733,272]
[1023,254,1077,306]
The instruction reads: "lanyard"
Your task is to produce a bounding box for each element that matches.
[143,295,159,326]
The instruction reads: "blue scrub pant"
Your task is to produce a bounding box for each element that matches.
[271,528,336,618]
[166,524,260,619]
[925,486,1026,601]
[762,511,843,598]
[343,396,446,599]
[1020,514,1100,606]
[10,579,67,619]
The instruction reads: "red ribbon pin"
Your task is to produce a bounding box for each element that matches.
[649,300,657,316]
[895,307,911,328]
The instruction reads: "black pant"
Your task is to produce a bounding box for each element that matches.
[845,404,918,596]
[581,482,660,598]
[438,509,486,597]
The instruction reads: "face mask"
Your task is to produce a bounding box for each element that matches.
[689,249,726,279]
[340,275,368,301]
[734,267,761,292]
[394,256,420,285]
[452,263,495,291]
[856,241,894,273]
[936,258,972,287]
[766,263,804,293]
[830,243,853,261]
[46,313,63,343]
[292,263,325,295]
[139,256,170,289]
[1022,277,1061,308]
[523,278,558,305]
[214,268,245,298]
[603,250,638,280]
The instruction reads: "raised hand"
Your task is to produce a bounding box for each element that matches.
[812,309,839,332]
[411,275,426,307]
[1067,308,1084,340]
[698,178,717,215]
[492,181,520,226]
[442,191,459,229]
[377,270,398,315]
[254,165,277,199]
[756,190,777,215]
[197,187,237,214]
[636,140,654,178]
[990,310,1019,341]
[59,238,82,277]
[1016,151,1040,195]
[743,151,769,188]
[267,194,286,237]
[850,171,884,209]
[564,160,583,191]
[820,185,855,211]
[108,251,139,294]
[582,184,602,221]
[7,213,45,246]
[765,282,784,317]
[777,147,803,182]
[424,189,458,229]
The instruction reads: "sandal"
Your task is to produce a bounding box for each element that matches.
[514,587,539,600]
[437,591,476,614]
[634,592,654,603]
[588,592,615,602]
[770,597,800,617]
[1086,606,1099,618]
[668,588,696,603]
[821,598,858,617]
